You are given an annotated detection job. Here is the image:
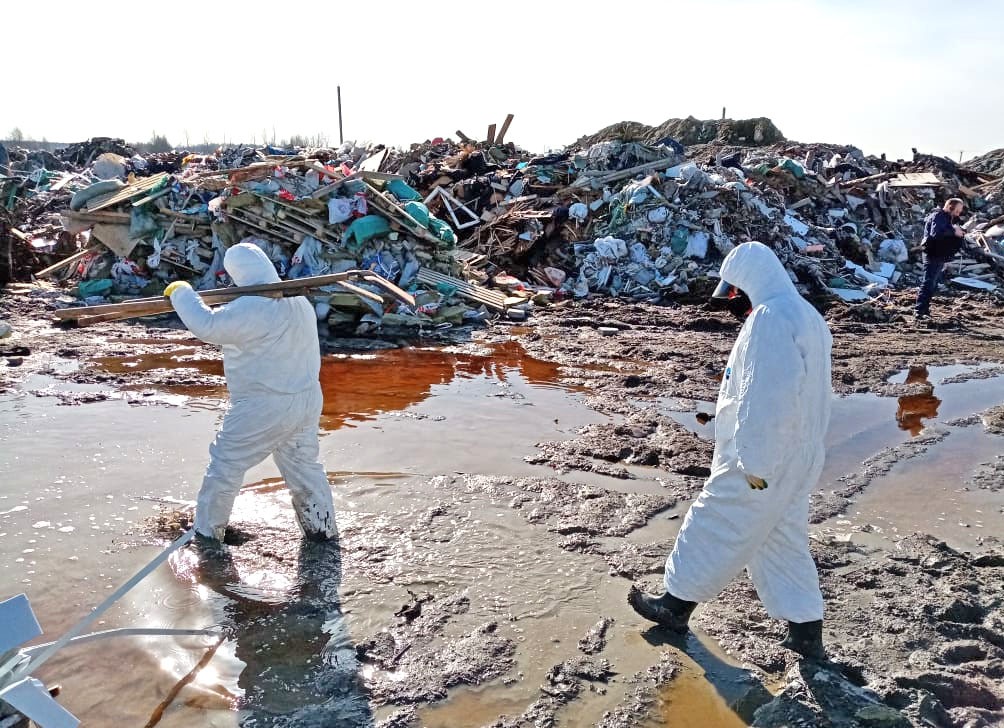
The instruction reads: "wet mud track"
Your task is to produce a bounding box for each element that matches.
[3,284,1004,726]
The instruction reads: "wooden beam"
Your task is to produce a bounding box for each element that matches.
[495,114,514,144]
[486,124,496,145]
[567,157,682,191]
[61,210,132,224]
[56,270,413,322]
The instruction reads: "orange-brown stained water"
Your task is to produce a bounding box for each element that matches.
[94,341,574,432]
[317,341,572,430]
[654,670,749,727]
[92,348,224,377]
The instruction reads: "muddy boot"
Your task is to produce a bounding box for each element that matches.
[627,585,696,632]
[192,530,229,557]
[780,620,825,660]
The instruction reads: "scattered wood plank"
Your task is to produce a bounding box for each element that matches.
[35,246,101,278]
[836,172,895,188]
[416,268,507,311]
[358,148,388,173]
[190,162,277,179]
[57,270,412,326]
[888,172,942,188]
[87,173,171,212]
[363,181,443,246]
[62,210,132,224]
[50,173,81,192]
[227,210,300,245]
[568,157,681,191]
[131,187,172,208]
[496,114,514,145]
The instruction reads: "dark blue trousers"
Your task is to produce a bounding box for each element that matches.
[915,255,949,315]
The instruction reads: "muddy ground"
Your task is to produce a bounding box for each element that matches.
[2,282,1004,728]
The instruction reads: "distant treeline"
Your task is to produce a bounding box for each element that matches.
[3,129,339,156]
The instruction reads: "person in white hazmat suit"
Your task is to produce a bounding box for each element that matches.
[628,242,832,659]
[164,242,336,544]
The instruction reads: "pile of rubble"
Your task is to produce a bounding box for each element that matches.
[966,147,1004,177]
[2,115,1003,339]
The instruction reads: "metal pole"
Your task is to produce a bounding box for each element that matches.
[337,86,344,145]
[13,530,195,681]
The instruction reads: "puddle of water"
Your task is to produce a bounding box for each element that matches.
[92,341,583,434]
[845,425,1004,550]
[656,362,1004,553]
[10,348,1004,727]
[1,343,613,727]
[92,348,223,376]
[0,390,229,727]
[661,364,1004,498]
[653,669,750,727]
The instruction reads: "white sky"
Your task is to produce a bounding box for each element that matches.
[4,0,1002,162]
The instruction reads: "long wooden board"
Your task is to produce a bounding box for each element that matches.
[87,173,171,212]
[416,269,507,311]
[56,270,415,325]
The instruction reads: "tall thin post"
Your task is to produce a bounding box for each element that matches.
[722,106,726,120]
[337,86,344,145]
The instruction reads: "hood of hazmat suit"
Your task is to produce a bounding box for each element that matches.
[713,242,832,481]
[664,242,832,623]
[169,242,334,542]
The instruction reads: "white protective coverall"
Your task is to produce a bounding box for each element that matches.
[665,242,832,623]
[169,242,336,541]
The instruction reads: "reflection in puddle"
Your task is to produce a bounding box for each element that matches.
[93,341,576,432]
[166,525,373,724]
[92,348,223,376]
[316,342,576,431]
[895,365,941,436]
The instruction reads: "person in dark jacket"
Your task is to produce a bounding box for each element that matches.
[915,198,966,319]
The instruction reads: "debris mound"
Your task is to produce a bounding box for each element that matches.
[571,116,786,149]
[2,114,1002,338]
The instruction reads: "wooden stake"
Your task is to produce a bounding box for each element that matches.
[35,245,101,278]
[142,636,225,728]
[496,114,514,144]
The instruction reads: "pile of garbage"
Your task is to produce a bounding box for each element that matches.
[2,115,1003,338]
[966,147,1004,178]
[1,138,512,334]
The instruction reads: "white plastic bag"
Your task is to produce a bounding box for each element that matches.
[569,202,588,223]
[594,236,627,259]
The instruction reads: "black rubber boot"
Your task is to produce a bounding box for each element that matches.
[627,585,697,633]
[192,530,229,557]
[780,619,825,660]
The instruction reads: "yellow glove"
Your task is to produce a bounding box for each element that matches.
[746,474,768,490]
[164,281,192,297]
